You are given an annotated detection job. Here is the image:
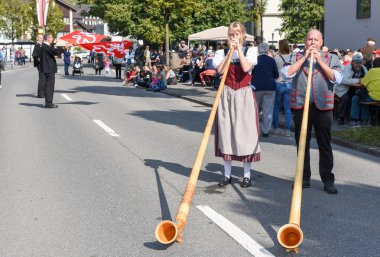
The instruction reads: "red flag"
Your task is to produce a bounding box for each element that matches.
[36,0,49,27]
[79,41,133,58]
[59,31,107,44]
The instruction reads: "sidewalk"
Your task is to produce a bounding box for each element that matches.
[162,82,380,158]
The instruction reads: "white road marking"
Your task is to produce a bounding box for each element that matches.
[93,119,120,137]
[196,205,275,257]
[61,93,73,101]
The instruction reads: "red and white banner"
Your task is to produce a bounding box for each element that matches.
[36,0,49,27]
[59,31,107,45]
[79,41,133,58]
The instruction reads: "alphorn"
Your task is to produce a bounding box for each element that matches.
[155,47,235,244]
[277,52,315,253]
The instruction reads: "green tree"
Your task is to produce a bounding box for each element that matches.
[79,0,253,64]
[279,0,324,43]
[46,1,66,38]
[30,0,66,40]
[0,0,33,43]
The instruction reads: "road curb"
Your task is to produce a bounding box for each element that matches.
[161,89,380,158]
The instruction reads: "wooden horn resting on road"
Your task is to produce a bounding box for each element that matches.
[277,52,315,253]
[155,47,235,244]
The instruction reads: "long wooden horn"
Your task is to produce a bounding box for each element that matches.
[155,47,235,244]
[277,52,315,253]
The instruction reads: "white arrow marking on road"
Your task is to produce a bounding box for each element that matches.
[61,93,73,101]
[93,119,120,137]
[196,205,275,257]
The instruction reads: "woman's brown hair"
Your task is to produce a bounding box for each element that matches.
[278,39,290,55]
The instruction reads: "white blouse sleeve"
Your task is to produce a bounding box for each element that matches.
[246,47,258,66]
[213,49,225,69]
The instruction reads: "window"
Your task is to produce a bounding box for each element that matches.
[357,0,371,19]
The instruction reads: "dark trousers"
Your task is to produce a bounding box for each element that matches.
[37,67,45,96]
[44,73,55,104]
[337,91,354,120]
[114,64,122,79]
[293,103,335,185]
[64,63,70,75]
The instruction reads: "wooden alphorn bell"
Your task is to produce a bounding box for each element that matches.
[155,47,235,244]
[277,52,315,253]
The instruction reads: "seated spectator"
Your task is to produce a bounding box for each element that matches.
[335,53,368,125]
[138,65,153,88]
[349,57,380,126]
[131,66,141,87]
[179,52,193,83]
[199,51,217,86]
[342,55,352,66]
[164,65,177,85]
[148,73,167,92]
[190,53,206,86]
[123,66,137,86]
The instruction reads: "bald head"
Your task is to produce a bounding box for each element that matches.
[37,34,43,43]
[305,29,323,51]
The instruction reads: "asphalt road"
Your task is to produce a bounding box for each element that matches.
[0,64,379,257]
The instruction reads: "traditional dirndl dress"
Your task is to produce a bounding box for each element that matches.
[214,48,261,162]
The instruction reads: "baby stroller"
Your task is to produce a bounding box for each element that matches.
[72,56,84,76]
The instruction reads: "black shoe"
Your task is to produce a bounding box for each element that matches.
[37,94,45,98]
[303,180,310,188]
[338,117,344,125]
[218,176,231,187]
[45,103,58,108]
[241,177,251,188]
[263,133,269,138]
[324,184,338,194]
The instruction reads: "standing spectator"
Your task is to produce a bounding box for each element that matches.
[15,47,21,65]
[335,53,367,125]
[272,39,292,136]
[10,46,15,69]
[39,33,66,108]
[32,34,45,97]
[124,47,135,71]
[94,52,105,75]
[113,55,123,80]
[134,44,144,68]
[281,29,342,194]
[63,45,71,76]
[104,57,111,76]
[19,47,26,66]
[177,40,189,58]
[144,45,151,68]
[213,21,260,188]
[360,37,377,70]
[252,42,279,137]
[1,47,6,67]
[150,49,159,67]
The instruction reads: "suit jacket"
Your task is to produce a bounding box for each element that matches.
[32,42,42,68]
[39,42,63,74]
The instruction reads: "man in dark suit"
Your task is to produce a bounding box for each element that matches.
[32,34,45,98]
[39,33,66,108]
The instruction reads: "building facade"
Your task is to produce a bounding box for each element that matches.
[246,0,283,47]
[324,0,379,50]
